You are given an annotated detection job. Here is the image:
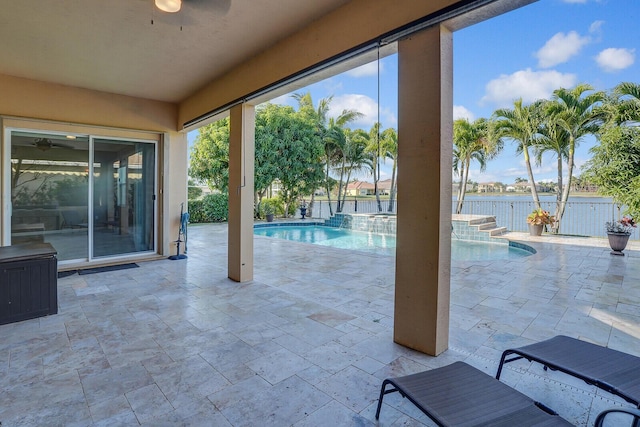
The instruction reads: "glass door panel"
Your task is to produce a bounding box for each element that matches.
[92,139,155,258]
[10,132,89,261]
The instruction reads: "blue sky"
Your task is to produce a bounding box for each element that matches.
[190,0,638,185]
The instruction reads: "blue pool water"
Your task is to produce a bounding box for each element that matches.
[254,225,533,261]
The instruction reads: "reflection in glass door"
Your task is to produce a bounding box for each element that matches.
[10,131,90,261]
[92,139,155,258]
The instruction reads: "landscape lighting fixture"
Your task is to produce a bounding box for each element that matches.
[155,0,181,13]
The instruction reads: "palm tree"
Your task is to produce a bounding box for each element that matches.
[491,99,545,209]
[339,129,369,210]
[546,84,605,231]
[293,93,333,214]
[537,111,570,233]
[613,82,640,124]
[324,121,348,212]
[324,118,365,213]
[293,93,361,215]
[452,118,494,214]
[362,123,385,212]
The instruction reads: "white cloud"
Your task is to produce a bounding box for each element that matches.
[330,94,396,129]
[595,48,635,72]
[346,61,383,78]
[453,105,475,121]
[589,20,604,34]
[536,31,590,68]
[481,68,577,108]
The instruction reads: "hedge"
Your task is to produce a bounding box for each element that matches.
[187,193,229,223]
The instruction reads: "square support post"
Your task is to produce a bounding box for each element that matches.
[394,25,453,356]
[228,103,255,282]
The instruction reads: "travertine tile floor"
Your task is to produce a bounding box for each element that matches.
[1,223,638,426]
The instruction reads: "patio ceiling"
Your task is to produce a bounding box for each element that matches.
[0,0,350,103]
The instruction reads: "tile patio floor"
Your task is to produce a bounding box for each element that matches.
[1,223,639,426]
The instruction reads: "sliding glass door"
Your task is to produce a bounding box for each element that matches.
[92,138,156,258]
[10,131,157,262]
[10,131,90,261]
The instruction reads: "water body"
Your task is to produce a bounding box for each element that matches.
[254,225,531,261]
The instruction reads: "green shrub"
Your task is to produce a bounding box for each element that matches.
[203,193,229,222]
[188,193,228,223]
[187,200,206,223]
[260,197,284,217]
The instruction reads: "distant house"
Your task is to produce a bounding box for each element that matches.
[346,181,376,196]
[378,179,393,195]
[509,182,545,193]
[477,182,504,193]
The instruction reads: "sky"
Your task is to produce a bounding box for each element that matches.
[189,0,639,185]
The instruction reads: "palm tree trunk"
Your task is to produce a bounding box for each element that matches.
[387,159,397,212]
[324,162,334,216]
[556,143,575,232]
[371,156,382,212]
[523,147,541,209]
[552,156,563,234]
[336,155,346,212]
[456,162,468,214]
[341,168,352,211]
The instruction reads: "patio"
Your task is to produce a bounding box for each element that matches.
[1,223,639,426]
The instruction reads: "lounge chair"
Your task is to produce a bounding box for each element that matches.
[496,335,640,408]
[375,361,573,426]
[375,361,640,426]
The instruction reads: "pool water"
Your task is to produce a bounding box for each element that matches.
[254,225,532,261]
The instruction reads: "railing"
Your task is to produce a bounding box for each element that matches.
[310,199,396,220]
[308,198,635,240]
[452,200,625,238]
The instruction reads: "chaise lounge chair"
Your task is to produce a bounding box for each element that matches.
[375,361,573,426]
[375,361,640,426]
[496,335,640,408]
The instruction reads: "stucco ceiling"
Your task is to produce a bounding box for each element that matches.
[0,0,351,103]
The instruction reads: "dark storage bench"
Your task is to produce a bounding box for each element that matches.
[0,242,58,325]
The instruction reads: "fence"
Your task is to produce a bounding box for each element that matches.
[308,198,635,240]
[310,199,396,220]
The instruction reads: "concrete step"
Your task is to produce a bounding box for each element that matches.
[468,216,496,226]
[478,221,497,231]
[489,227,507,236]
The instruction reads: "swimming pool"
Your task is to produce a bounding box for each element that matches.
[254,225,533,261]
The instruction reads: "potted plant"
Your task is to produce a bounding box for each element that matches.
[263,202,275,222]
[605,216,636,256]
[526,208,555,236]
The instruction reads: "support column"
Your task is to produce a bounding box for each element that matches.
[394,24,453,356]
[228,103,255,282]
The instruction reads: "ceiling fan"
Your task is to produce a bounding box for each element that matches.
[33,137,71,152]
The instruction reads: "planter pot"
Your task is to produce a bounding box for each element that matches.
[266,214,274,223]
[528,224,544,236]
[300,207,307,220]
[607,232,630,256]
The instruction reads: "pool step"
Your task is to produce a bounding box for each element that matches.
[463,216,508,238]
[489,226,507,236]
